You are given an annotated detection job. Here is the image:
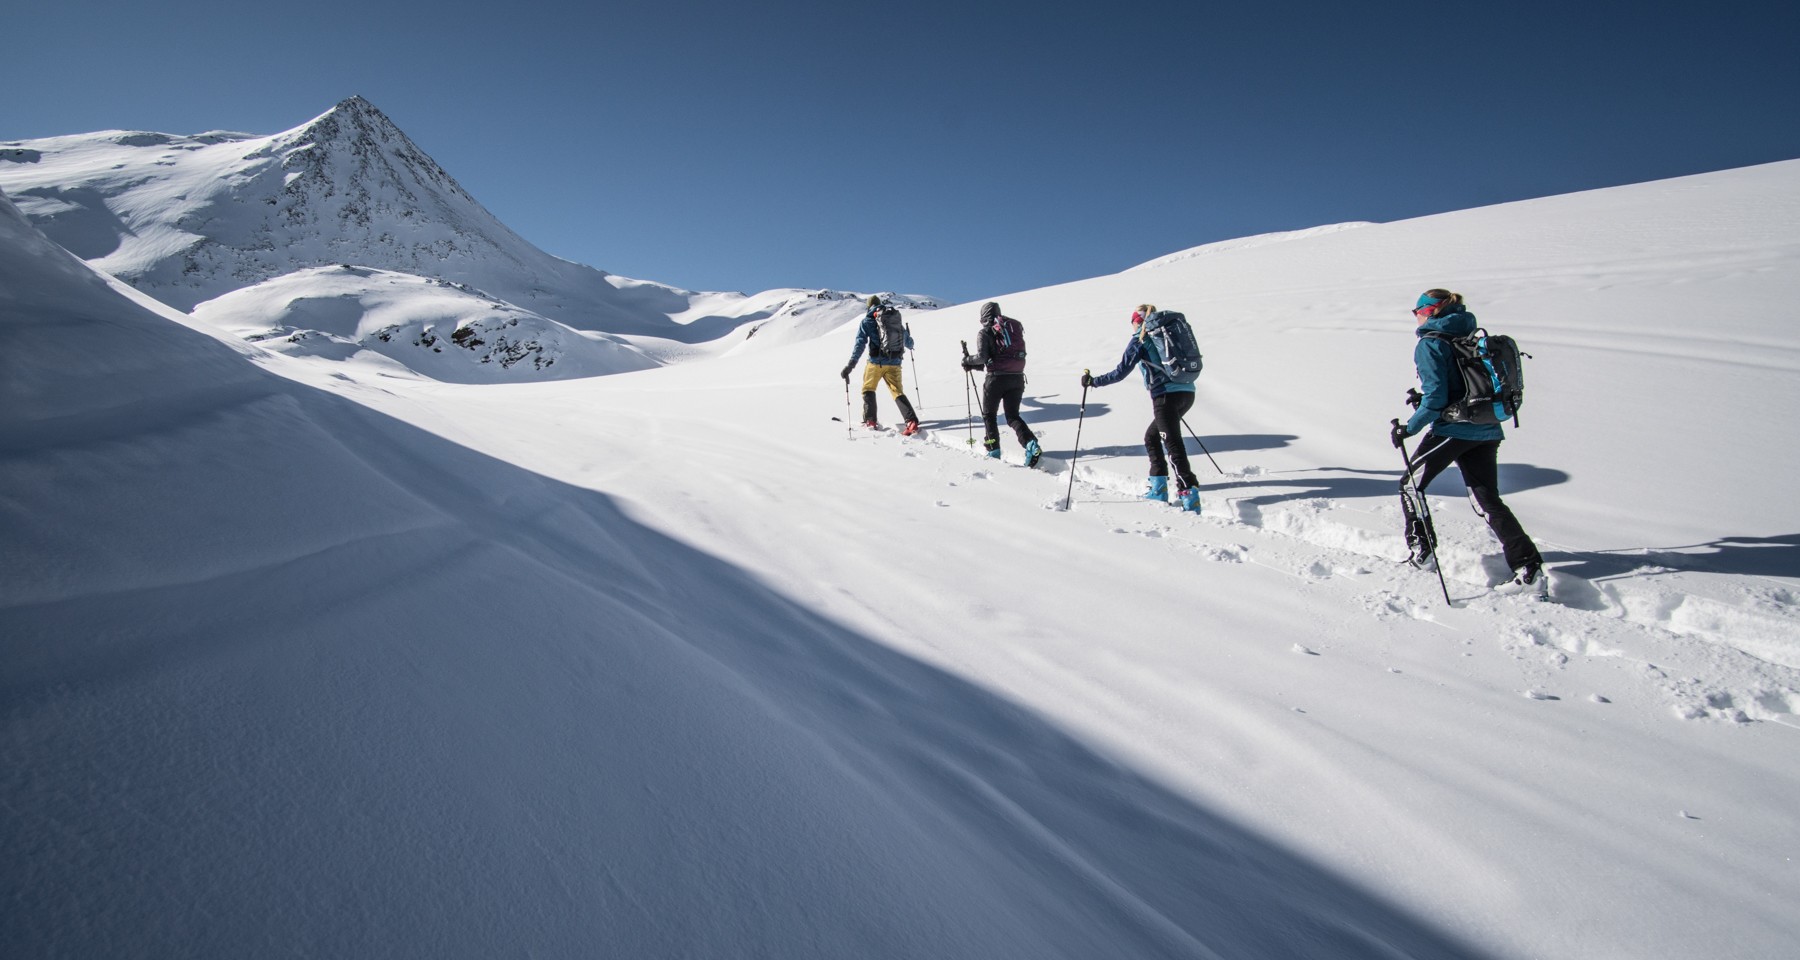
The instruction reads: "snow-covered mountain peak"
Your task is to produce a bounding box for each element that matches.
[0,99,945,363]
[0,96,545,311]
[257,95,481,211]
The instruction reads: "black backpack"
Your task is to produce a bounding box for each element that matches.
[987,316,1026,373]
[1140,310,1203,383]
[874,306,907,357]
[1424,328,1528,425]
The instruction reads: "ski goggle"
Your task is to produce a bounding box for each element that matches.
[1412,304,1437,320]
[1130,311,1144,325]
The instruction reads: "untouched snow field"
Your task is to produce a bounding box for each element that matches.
[4,153,1799,959]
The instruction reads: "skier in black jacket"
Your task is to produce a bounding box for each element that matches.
[961,302,1041,466]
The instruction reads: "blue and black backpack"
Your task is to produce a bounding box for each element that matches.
[1423,328,1528,425]
[1140,310,1203,384]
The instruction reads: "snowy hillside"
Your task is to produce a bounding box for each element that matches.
[4,150,1799,960]
[189,265,658,380]
[0,98,939,373]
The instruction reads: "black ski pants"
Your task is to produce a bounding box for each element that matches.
[1147,391,1199,490]
[1402,434,1542,571]
[980,373,1036,450]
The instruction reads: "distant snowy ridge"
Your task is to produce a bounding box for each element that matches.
[190,265,660,382]
[0,98,941,378]
[1129,222,1375,270]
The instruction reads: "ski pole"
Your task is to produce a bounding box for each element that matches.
[960,340,975,447]
[965,368,982,446]
[906,326,923,416]
[1179,417,1224,474]
[1063,377,1090,511]
[1393,419,1452,606]
[844,375,852,439]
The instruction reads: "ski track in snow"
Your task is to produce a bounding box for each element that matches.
[363,371,1800,742]
[891,427,1800,728]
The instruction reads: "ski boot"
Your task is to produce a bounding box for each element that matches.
[984,438,1002,459]
[1499,562,1549,600]
[895,396,920,437]
[1023,439,1042,468]
[1175,487,1200,513]
[1142,476,1169,502]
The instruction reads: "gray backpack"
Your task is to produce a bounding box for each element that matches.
[874,306,907,357]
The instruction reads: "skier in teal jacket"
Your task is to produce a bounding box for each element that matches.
[1391,289,1544,594]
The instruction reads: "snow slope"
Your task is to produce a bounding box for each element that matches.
[4,152,1800,960]
[1129,221,1375,269]
[6,187,1467,959]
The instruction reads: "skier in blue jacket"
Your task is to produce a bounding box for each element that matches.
[1081,304,1200,512]
[841,295,920,434]
[1391,289,1544,594]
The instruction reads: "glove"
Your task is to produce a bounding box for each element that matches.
[1390,421,1410,448]
[840,365,852,382]
[1080,370,1093,388]
[1405,387,1423,409]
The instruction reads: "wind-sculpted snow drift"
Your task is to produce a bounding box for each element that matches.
[0,191,1488,957]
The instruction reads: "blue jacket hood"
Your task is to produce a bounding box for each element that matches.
[1416,309,1477,339]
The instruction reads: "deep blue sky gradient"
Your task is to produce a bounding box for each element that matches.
[10,0,1799,302]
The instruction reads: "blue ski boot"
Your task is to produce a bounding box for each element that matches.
[1142,476,1169,502]
[1176,487,1201,513]
[1024,439,1042,468]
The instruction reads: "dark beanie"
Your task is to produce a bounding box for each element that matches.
[979,302,1001,322]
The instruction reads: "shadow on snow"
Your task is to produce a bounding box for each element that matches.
[3,320,1493,960]
[1544,533,1800,581]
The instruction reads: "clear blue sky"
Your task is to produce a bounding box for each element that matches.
[10,0,1798,303]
